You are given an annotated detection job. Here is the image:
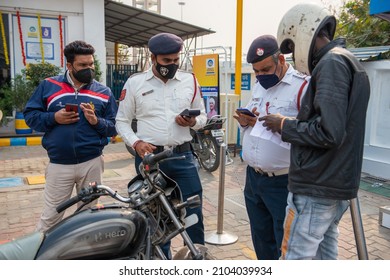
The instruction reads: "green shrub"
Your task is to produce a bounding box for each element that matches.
[0,62,62,120]
[24,62,61,87]
[93,55,102,82]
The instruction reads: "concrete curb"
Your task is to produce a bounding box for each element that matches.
[0,135,124,147]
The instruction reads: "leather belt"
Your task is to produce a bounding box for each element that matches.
[154,141,192,154]
[252,167,289,177]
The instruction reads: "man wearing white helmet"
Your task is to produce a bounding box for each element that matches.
[259,3,370,259]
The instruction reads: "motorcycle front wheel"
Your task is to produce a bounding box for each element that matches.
[198,134,220,172]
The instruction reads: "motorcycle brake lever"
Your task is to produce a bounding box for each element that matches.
[81,193,100,202]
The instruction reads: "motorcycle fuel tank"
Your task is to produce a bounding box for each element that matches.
[35,207,147,259]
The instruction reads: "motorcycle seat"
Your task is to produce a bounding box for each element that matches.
[0,232,44,260]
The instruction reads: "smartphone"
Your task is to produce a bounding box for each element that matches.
[237,108,256,117]
[65,103,78,113]
[180,109,201,118]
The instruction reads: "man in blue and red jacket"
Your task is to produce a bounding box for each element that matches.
[24,40,117,232]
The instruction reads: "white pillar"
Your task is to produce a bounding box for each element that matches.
[83,0,106,85]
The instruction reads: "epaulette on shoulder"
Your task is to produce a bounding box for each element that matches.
[177,69,193,75]
[292,71,308,79]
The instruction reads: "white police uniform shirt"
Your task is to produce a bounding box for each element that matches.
[116,68,207,147]
[241,64,309,172]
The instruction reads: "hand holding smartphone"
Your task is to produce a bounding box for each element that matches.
[65,103,78,113]
[236,108,256,117]
[180,109,200,118]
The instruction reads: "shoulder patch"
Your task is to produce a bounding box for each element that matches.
[119,89,126,101]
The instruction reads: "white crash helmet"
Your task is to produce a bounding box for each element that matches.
[277,3,336,74]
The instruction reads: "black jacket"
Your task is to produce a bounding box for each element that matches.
[282,38,370,200]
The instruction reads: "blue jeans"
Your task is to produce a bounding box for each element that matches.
[244,166,289,260]
[135,150,204,258]
[281,192,350,260]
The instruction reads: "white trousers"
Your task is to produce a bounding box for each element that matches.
[36,155,104,232]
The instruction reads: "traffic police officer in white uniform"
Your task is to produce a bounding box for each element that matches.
[234,35,309,259]
[115,33,207,258]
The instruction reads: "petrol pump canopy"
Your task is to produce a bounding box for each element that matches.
[104,0,215,47]
[369,0,390,22]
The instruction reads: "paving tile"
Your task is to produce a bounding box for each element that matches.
[26,175,45,185]
[0,177,23,188]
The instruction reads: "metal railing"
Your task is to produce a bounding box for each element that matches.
[106,64,138,100]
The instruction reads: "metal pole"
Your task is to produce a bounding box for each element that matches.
[216,143,226,234]
[178,2,185,21]
[234,0,243,95]
[350,197,369,259]
[205,143,238,245]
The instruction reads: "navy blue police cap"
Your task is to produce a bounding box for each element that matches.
[148,33,183,55]
[246,35,279,64]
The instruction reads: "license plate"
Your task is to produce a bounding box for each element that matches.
[211,129,224,137]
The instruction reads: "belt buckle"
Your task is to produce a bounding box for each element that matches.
[254,167,268,177]
[163,145,173,151]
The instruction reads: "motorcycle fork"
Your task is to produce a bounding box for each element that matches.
[145,226,152,259]
[154,245,166,260]
[143,207,168,260]
[158,194,203,260]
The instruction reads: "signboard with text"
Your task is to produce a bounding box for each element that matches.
[192,54,220,119]
[231,73,251,91]
[12,14,66,76]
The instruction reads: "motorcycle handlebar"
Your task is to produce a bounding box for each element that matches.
[56,183,99,213]
[56,195,82,213]
[143,149,173,166]
[56,149,175,213]
[56,184,132,213]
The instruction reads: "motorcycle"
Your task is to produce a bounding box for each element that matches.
[125,115,227,172]
[190,115,226,172]
[0,149,213,260]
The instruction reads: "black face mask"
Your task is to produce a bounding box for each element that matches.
[256,61,280,90]
[156,62,179,79]
[72,65,95,84]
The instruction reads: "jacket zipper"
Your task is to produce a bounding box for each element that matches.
[72,87,78,158]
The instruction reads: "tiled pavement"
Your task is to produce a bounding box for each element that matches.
[0,142,390,260]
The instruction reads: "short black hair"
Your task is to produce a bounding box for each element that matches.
[64,40,95,63]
